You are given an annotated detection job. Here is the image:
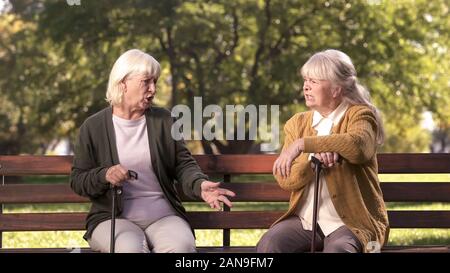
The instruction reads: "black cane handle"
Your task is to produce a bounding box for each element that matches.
[311,156,323,167]
[128,170,138,180]
[311,154,343,168]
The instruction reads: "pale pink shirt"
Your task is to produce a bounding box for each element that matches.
[112,114,176,226]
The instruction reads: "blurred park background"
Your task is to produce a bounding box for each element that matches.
[0,0,449,249]
[0,0,449,155]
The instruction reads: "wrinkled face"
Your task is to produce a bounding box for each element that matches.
[302,76,335,112]
[122,74,157,110]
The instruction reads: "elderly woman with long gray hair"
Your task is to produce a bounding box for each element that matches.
[257,49,389,253]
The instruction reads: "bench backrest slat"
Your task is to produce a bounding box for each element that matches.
[0,184,88,203]
[2,182,450,204]
[2,211,450,231]
[382,182,450,202]
[1,153,449,175]
[0,156,73,175]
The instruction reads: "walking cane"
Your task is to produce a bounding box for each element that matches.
[110,185,117,253]
[310,156,323,253]
[110,170,138,253]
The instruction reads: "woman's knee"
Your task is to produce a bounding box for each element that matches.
[323,238,361,253]
[114,231,149,253]
[323,226,362,253]
[257,217,308,253]
[152,236,196,253]
[256,231,285,253]
[146,216,196,253]
[89,219,148,253]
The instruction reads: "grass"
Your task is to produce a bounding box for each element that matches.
[21,175,69,184]
[379,174,450,182]
[2,174,450,249]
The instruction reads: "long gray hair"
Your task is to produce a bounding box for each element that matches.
[300,49,385,145]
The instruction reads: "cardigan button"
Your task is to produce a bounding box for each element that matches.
[332,194,337,199]
[117,189,122,195]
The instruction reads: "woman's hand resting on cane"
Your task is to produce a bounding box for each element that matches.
[311,152,341,169]
[273,139,305,179]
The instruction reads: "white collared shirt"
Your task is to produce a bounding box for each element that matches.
[297,101,349,236]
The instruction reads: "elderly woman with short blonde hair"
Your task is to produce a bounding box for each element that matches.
[70,49,235,253]
[257,49,389,253]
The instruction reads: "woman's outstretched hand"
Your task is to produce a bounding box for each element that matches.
[200,181,236,210]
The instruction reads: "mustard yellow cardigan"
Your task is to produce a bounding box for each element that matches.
[274,105,389,252]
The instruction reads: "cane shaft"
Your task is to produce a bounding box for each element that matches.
[110,186,116,253]
[311,160,322,253]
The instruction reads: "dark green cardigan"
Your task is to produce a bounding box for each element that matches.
[70,106,208,240]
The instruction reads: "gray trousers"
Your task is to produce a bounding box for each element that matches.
[257,216,362,253]
[88,215,196,253]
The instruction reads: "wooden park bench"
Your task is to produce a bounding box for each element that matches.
[0,153,449,253]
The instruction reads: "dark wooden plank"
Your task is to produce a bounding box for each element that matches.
[0,211,283,231]
[377,153,450,174]
[220,183,290,202]
[1,246,448,253]
[0,247,251,253]
[1,210,450,231]
[381,183,450,202]
[0,155,278,175]
[0,245,448,253]
[0,213,87,231]
[187,211,282,229]
[0,211,282,231]
[0,247,254,253]
[381,245,450,253]
[2,182,450,204]
[0,184,89,204]
[0,212,248,231]
[177,182,290,202]
[189,211,450,229]
[0,156,73,175]
[0,248,96,253]
[196,153,450,174]
[1,153,448,176]
[191,182,450,202]
[193,155,277,174]
[0,183,288,204]
[0,183,287,204]
[388,211,450,228]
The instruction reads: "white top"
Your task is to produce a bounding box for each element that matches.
[112,114,176,225]
[297,101,349,236]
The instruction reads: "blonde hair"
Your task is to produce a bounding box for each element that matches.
[106,49,161,106]
[300,49,385,145]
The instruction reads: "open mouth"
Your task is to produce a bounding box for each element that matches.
[144,96,153,104]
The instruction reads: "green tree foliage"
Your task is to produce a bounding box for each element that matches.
[0,0,448,154]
